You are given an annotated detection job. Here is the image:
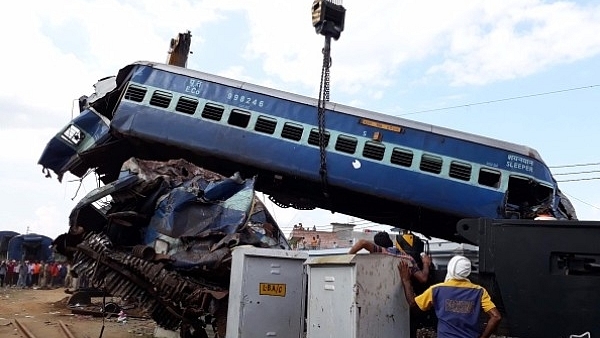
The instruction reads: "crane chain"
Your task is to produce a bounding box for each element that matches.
[317,36,332,199]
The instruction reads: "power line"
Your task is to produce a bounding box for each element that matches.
[554,169,600,176]
[399,84,600,116]
[550,162,600,169]
[557,177,600,183]
[561,191,600,211]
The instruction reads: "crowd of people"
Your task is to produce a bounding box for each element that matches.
[0,260,75,289]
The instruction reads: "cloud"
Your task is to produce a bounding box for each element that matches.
[28,205,64,238]
[0,0,225,112]
[234,0,600,90]
[3,0,599,111]
[427,1,600,85]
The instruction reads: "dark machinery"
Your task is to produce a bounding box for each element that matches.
[458,218,600,337]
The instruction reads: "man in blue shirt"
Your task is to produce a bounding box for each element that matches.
[399,255,502,338]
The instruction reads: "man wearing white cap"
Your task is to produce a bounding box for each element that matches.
[398,255,502,338]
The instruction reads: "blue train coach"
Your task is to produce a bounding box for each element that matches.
[7,234,54,262]
[38,62,577,242]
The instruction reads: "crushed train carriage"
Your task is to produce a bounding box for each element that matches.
[46,156,289,336]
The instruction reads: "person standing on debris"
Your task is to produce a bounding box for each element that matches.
[349,232,431,283]
[398,255,502,338]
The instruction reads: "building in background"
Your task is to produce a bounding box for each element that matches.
[288,222,377,250]
[288,223,478,271]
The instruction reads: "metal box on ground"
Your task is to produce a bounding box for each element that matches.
[226,246,308,338]
[305,254,410,338]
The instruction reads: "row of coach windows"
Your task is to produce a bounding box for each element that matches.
[233,108,501,189]
[132,86,503,189]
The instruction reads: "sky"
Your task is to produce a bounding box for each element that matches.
[1,0,600,240]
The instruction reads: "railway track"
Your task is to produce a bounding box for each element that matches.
[14,319,77,338]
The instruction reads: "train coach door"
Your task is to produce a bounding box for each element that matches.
[22,241,42,261]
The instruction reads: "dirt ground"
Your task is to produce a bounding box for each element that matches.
[0,286,157,337]
[0,286,505,338]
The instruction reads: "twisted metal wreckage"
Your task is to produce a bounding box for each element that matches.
[40,79,290,336]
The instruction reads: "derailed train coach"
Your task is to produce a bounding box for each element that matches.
[38,61,579,337]
[38,68,295,336]
[39,61,576,243]
[7,233,53,262]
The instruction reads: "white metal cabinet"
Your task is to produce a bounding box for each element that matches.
[305,254,410,338]
[226,246,308,338]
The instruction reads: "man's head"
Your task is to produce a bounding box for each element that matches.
[374,231,393,248]
[535,206,554,217]
[445,255,471,282]
[395,232,425,254]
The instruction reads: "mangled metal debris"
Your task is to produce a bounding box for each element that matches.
[52,158,289,336]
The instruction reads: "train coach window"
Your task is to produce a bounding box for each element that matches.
[391,148,413,167]
[201,103,224,121]
[479,168,501,188]
[255,116,277,134]
[175,96,198,115]
[281,122,304,141]
[228,109,251,128]
[449,161,472,181]
[149,90,173,108]
[335,135,358,154]
[363,141,385,161]
[308,129,330,147]
[420,154,443,174]
[60,124,85,146]
[506,175,553,209]
[124,84,147,102]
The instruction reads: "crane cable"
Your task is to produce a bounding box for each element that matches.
[268,36,333,209]
[317,36,332,199]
